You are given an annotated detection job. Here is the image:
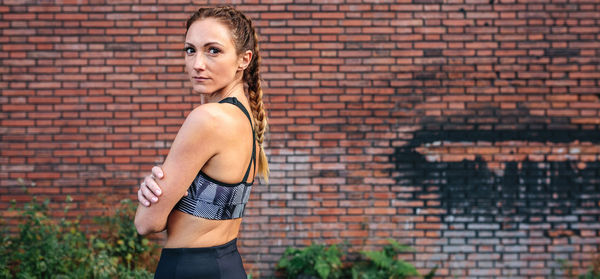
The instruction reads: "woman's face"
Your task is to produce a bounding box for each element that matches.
[184,18,248,96]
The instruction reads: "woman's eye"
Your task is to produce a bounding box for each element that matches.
[208,47,221,55]
[184,47,195,55]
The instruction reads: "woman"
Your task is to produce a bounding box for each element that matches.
[134,6,268,278]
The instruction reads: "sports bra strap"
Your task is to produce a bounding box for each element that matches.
[219,97,256,184]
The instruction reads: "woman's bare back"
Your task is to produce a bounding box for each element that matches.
[164,99,257,248]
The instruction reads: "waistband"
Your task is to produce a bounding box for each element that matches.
[160,238,238,258]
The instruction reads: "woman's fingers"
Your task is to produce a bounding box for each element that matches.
[152,165,164,179]
[137,166,165,207]
[148,165,188,197]
[138,187,151,207]
[141,165,188,200]
[144,174,162,197]
[141,180,158,203]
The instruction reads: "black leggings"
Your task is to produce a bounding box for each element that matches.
[154,238,247,279]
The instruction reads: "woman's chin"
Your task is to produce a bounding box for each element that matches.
[191,86,211,95]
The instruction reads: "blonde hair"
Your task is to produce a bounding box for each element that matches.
[186,6,269,182]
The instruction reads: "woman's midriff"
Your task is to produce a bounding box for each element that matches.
[164,210,242,248]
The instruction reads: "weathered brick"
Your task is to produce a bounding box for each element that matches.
[2,2,600,278]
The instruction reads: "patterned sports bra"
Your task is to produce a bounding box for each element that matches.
[174,97,255,220]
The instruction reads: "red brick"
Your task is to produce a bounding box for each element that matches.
[55,13,88,21]
[81,21,115,27]
[1,3,599,278]
[311,12,345,19]
[3,13,36,20]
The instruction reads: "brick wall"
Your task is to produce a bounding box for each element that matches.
[1,1,599,278]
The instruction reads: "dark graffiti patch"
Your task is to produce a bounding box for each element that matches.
[391,129,600,224]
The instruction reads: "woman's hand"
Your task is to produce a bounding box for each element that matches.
[138,166,165,207]
[138,166,190,207]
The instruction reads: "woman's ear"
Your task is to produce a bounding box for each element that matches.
[238,50,253,71]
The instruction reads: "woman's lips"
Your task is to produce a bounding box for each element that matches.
[193,76,209,82]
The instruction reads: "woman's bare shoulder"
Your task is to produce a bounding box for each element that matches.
[188,102,234,124]
[185,103,240,138]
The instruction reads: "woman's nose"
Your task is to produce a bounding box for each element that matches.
[193,55,205,71]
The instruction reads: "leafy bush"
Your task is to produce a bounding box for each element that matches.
[350,239,436,279]
[560,256,600,279]
[0,226,11,278]
[93,199,159,272]
[0,196,158,278]
[277,239,437,279]
[277,243,344,279]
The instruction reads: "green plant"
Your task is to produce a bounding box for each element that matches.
[277,243,344,279]
[4,198,89,278]
[559,256,600,279]
[350,239,423,279]
[1,195,158,278]
[277,239,437,279]
[94,199,158,272]
[0,224,11,279]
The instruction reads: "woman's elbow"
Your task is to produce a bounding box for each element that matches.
[134,216,152,235]
[134,210,162,235]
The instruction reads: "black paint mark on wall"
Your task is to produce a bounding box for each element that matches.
[411,129,600,145]
[544,48,581,57]
[391,129,600,224]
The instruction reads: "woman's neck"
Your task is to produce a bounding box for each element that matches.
[204,80,245,104]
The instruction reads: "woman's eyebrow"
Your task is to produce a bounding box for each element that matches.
[184,41,225,47]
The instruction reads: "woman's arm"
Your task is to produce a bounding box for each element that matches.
[134,106,221,235]
[138,166,189,207]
